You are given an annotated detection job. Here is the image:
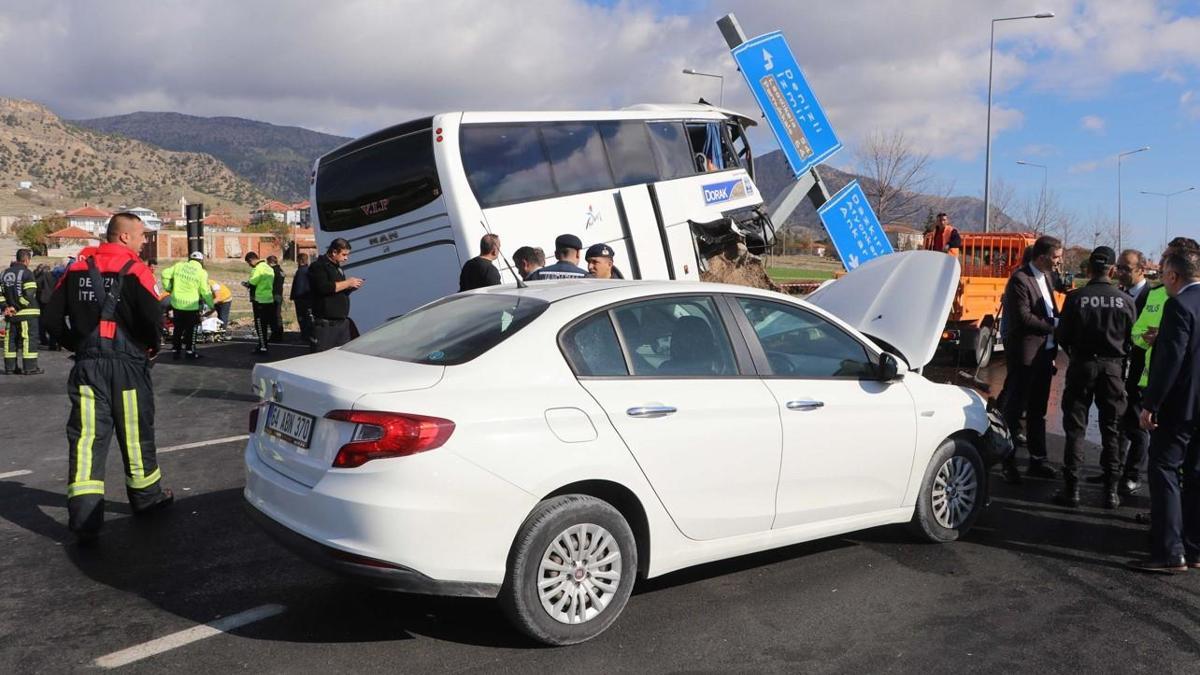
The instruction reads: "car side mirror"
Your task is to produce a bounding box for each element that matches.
[877,352,904,382]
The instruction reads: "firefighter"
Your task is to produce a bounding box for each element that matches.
[161,251,213,359]
[2,248,42,375]
[43,212,174,542]
[1053,246,1137,509]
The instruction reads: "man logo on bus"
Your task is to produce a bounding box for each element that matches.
[585,205,603,229]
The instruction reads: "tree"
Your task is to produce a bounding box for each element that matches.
[855,130,947,225]
[14,214,64,256]
[246,217,291,256]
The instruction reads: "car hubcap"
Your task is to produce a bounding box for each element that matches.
[932,456,977,529]
[537,523,622,625]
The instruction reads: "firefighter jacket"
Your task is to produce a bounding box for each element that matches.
[43,243,163,357]
[162,259,214,311]
[2,262,39,318]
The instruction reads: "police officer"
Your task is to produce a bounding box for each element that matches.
[243,252,275,354]
[2,248,42,375]
[1053,246,1137,508]
[527,234,587,280]
[43,212,173,541]
[585,243,625,279]
[161,251,213,359]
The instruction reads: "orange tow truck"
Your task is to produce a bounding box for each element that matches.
[940,232,1066,367]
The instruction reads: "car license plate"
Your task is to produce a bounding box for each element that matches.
[264,403,315,449]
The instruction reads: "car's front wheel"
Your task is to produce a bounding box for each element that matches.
[910,438,985,542]
[500,495,637,645]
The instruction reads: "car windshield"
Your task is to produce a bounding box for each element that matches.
[343,294,549,365]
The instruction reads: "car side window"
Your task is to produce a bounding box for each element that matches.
[562,312,628,377]
[736,297,875,378]
[612,297,736,377]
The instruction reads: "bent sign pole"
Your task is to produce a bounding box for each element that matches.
[719,13,834,226]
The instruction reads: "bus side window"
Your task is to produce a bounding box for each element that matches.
[598,121,659,185]
[541,123,615,194]
[461,125,556,208]
[646,121,697,180]
[684,122,727,173]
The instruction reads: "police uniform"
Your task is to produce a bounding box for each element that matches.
[1053,247,1137,507]
[2,257,41,374]
[161,252,213,358]
[528,234,588,281]
[43,242,172,537]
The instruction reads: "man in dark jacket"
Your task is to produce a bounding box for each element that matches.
[267,255,285,342]
[527,234,587,280]
[998,235,1064,484]
[1128,249,1200,573]
[1052,246,1137,508]
[459,234,501,291]
[1101,249,1153,494]
[291,253,314,348]
[308,238,363,352]
[43,213,173,541]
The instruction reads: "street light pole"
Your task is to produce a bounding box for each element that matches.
[1140,186,1195,251]
[1117,146,1150,252]
[682,68,724,107]
[984,11,1054,233]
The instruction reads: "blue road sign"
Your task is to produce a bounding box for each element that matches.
[732,31,842,178]
[817,180,893,271]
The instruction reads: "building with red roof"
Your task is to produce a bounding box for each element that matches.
[65,204,113,235]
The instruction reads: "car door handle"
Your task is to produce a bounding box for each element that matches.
[626,406,678,418]
[786,400,825,411]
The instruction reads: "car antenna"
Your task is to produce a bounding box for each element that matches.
[480,216,526,289]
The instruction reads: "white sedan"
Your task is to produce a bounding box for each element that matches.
[243,251,1007,645]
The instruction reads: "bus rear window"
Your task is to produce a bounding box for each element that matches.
[315,129,441,232]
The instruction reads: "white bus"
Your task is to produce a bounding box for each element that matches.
[311,104,777,331]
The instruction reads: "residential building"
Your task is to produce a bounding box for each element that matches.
[285,200,311,226]
[883,224,924,251]
[122,206,163,231]
[64,204,113,235]
[47,226,100,257]
[250,200,290,224]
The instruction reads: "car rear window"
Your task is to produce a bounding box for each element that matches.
[343,294,549,365]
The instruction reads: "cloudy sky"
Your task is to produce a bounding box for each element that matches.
[1,0,1198,254]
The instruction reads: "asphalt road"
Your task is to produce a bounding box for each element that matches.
[2,343,1198,673]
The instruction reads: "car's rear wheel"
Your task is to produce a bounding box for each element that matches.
[910,438,984,542]
[500,495,636,645]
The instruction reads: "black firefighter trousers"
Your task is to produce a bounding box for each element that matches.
[66,356,167,534]
[4,316,38,373]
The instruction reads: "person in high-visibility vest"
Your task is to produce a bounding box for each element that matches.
[923,213,962,257]
[161,252,214,360]
[243,252,275,355]
[2,248,43,375]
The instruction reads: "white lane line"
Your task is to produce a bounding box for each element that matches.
[158,434,250,454]
[94,604,286,669]
[0,469,32,480]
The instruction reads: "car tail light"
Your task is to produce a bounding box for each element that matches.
[325,410,455,468]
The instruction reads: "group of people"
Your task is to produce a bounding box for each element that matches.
[995,234,1200,573]
[457,232,625,292]
[243,238,363,355]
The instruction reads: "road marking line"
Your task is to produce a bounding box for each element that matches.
[94,604,285,669]
[158,435,250,454]
[0,469,32,479]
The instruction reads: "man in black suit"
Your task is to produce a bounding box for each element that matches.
[1128,249,1200,573]
[999,235,1064,484]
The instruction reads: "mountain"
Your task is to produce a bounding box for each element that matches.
[753,149,1020,233]
[74,112,351,202]
[0,97,267,216]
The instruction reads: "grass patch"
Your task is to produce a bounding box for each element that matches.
[766,267,836,281]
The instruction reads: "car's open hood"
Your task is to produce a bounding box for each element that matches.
[805,251,960,369]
